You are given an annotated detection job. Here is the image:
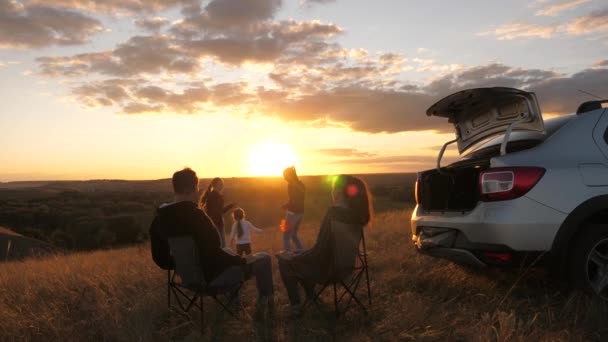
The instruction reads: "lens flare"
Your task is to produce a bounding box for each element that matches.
[347,184,359,197]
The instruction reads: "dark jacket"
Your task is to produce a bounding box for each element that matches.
[203,191,234,229]
[149,201,244,281]
[284,180,305,213]
[284,206,364,283]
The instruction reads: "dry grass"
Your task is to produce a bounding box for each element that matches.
[1,210,607,341]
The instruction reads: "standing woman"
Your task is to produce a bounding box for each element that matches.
[281,166,305,252]
[200,177,235,248]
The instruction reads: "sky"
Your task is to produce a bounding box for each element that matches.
[0,0,607,181]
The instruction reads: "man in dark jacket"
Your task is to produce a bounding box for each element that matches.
[150,168,274,301]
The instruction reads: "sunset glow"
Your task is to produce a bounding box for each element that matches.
[248,142,298,177]
[0,0,606,181]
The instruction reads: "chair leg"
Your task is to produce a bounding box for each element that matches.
[167,270,172,309]
[361,232,372,305]
[333,283,339,318]
[340,272,364,312]
[304,281,328,312]
[200,296,204,335]
[212,295,236,318]
[340,280,368,315]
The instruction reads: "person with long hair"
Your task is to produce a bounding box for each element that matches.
[199,177,235,248]
[281,166,305,252]
[230,208,264,256]
[276,174,373,316]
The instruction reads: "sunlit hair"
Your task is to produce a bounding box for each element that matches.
[199,177,222,208]
[333,175,374,226]
[232,208,245,238]
[283,166,298,182]
[172,168,198,195]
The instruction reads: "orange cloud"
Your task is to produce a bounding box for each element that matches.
[27,0,198,14]
[535,0,591,16]
[482,8,608,40]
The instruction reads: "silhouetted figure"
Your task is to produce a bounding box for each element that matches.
[230,207,264,256]
[149,168,274,301]
[200,177,235,248]
[281,166,305,251]
[276,175,373,316]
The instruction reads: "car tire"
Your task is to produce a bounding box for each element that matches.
[568,224,608,300]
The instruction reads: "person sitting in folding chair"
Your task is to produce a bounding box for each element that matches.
[150,168,274,308]
[276,174,372,317]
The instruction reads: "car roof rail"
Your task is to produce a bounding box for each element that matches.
[576,100,608,115]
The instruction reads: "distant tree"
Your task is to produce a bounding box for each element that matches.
[105,216,142,245]
[66,217,106,250]
[50,229,72,249]
[95,229,117,248]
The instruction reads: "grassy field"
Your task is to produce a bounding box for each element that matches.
[1,210,607,341]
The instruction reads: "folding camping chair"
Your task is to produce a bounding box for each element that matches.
[305,221,371,317]
[167,236,242,331]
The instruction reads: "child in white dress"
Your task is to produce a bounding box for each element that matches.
[230,208,263,256]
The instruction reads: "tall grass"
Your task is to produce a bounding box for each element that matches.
[1,210,607,341]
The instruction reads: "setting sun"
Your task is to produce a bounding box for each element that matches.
[248,142,298,176]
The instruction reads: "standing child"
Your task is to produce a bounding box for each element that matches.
[230,208,263,256]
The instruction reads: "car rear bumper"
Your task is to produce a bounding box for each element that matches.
[410,196,567,252]
[418,246,487,267]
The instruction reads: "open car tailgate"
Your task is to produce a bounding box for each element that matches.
[427,87,544,154]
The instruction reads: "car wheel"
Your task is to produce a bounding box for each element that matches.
[569,224,608,300]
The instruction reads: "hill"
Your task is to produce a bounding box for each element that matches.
[1,211,606,341]
[0,173,416,254]
[0,226,55,262]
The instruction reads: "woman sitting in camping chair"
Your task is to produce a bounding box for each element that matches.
[276,174,373,317]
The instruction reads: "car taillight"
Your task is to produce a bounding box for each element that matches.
[414,179,420,204]
[479,167,545,201]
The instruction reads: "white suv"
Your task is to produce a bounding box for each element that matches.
[411,87,608,299]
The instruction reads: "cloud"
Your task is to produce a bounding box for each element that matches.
[529,0,551,7]
[594,59,608,67]
[37,35,199,77]
[59,62,608,134]
[70,78,138,108]
[300,0,337,7]
[565,8,608,35]
[27,0,605,136]
[27,0,198,14]
[482,7,608,40]
[172,0,283,35]
[535,0,591,16]
[261,63,607,133]
[315,148,377,157]
[38,18,343,77]
[178,19,342,65]
[479,22,560,40]
[529,67,608,113]
[0,1,103,49]
[134,17,169,32]
[70,79,257,114]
